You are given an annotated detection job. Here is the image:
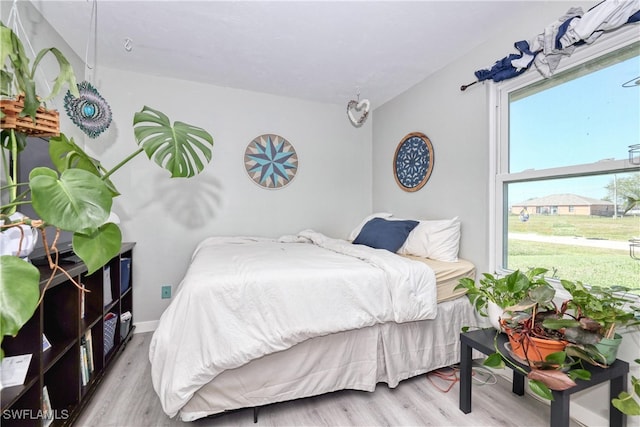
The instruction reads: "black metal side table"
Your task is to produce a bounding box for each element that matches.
[459,328,629,427]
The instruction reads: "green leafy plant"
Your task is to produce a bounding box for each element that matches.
[612,359,640,416]
[0,23,214,359]
[465,267,640,411]
[484,277,593,400]
[455,267,551,317]
[558,281,640,340]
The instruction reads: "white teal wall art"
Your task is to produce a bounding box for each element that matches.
[244,134,298,189]
[393,132,434,192]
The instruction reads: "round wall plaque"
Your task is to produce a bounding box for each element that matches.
[244,134,298,189]
[393,132,434,192]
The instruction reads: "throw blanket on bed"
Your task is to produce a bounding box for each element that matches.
[149,230,437,417]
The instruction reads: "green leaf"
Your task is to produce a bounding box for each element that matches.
[482,352,505,368]
[612,392,640,415]
[133,106,214,178]
[72,223,122,274]
[48,134,120,196]
[529,284,555,305]
[0,256,40,339]
[0,129,26,152]
[544,351,566,365]
[31,47,79,101]
[542,318,580,330]
[567,369,591,381]
[29,167,112,234]
[528,379,554,400]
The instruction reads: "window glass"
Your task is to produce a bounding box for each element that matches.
[498,40,640,290]
[505,172,640,288]
[509,43,640,172]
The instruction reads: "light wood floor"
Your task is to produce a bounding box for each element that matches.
[76,332,582,427]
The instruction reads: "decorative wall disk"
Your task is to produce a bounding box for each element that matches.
[244,134,298,189]
[64,81,112,138]
[393,132,434,192]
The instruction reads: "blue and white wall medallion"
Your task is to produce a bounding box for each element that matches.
[244,134,298,189]
[64,81,112,138]
[393,132,434,192]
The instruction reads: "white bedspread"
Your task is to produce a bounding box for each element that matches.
[149,230,437,417]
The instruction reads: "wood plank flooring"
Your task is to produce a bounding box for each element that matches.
[76,332,582,426]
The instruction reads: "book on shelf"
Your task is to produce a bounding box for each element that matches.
[84,330,94,373]
[103,266,113,307]
[42,385,53,427]
[80,283,85,319]
[80,340,89,386]
[42,334,52,352]
[0,354,32,388]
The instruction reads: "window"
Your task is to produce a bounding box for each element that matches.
[492,33,640,291]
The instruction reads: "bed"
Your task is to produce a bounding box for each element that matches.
[149,223,480,422]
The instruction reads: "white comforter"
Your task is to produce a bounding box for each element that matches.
[149,230,437,417]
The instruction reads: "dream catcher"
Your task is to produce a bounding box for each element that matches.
[64,0,112,138]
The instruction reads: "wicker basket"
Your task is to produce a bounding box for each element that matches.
[0,96,60,137]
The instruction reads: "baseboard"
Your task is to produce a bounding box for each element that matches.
[133,320,158,334]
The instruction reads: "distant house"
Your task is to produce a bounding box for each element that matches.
[511,193,615,216]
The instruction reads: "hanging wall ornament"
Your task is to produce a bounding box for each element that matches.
[346,90,370,127]
[64,81,112,138]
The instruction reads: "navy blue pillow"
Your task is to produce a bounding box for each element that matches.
[352,217,419,252]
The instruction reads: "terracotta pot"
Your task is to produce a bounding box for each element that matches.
[505,328,567,363]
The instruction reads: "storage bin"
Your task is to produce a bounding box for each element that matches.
[104,312,117,355]
[120,258,131,294]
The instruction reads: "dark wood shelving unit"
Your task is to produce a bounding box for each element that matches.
[1,243,135,426]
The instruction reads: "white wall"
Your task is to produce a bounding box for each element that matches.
[3,1,373,324]
[90,67,372,323]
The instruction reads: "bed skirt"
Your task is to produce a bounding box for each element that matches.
[179,296,484,421]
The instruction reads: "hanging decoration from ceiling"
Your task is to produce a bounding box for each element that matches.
[393,132,434,192]
[244,134,298,189]
[64,0,113,138]
[64,81,112,138]
[346,89,370,127]
[461,0,640,91]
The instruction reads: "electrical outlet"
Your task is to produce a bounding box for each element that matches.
[161,285,172,299]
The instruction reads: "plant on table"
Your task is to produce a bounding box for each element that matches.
[0,22,214,359]
[472,268,640,407]
[455,267,552,330]
[482,273,592,400]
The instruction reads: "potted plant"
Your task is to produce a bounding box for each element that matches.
[499,282,569,364]
[469,267,639,403]
[0,23,214,359]
[552,281,640,365]
[481,277,593,400]
[455,267,550,330]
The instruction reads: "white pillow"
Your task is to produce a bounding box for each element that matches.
[398,216,460,262]
[347,212,393,241]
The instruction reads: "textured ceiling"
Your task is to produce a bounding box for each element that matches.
[30,1,539,107]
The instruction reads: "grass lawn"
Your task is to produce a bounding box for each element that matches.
[507,240,639,290]
[507,215,640,290]
[508,214,640,240]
